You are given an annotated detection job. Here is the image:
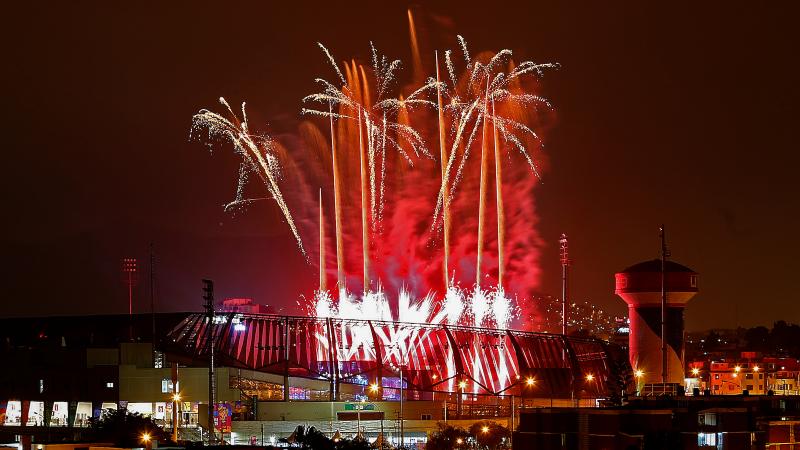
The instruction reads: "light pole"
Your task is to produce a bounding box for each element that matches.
[140,433,152,450]
[584,373,595,407]
[634,369,644,395]
[122,258,138,340]
[172,392,181,442]
[202,279,216,445]
[559,234,570,337]
[399,363,406,450]
[457,380,467,418]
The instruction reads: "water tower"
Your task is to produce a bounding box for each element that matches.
[615,259,698,385]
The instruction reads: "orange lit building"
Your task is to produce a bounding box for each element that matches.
[694,354,800,396]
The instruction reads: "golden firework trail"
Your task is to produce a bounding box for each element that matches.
[191,98,307,257]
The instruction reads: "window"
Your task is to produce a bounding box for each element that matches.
[106,382,114,388]
[421,414,432,420]
[698,432,716,446]
[713,385,720,390]
[699,413,717,426]
[746,374,753,380]
[690,276,698,287]
[746,385,753,391]
[153,351,164,369]
[161,379,178,393]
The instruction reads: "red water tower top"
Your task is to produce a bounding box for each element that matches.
[615,259,698,307]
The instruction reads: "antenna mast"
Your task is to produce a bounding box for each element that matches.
[659,225,670,384]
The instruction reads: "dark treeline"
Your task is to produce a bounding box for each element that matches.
[698,321,800,357]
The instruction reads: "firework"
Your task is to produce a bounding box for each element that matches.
[190,98,306,257]
[193,13,558,332]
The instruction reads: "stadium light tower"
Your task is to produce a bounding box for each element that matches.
[559,234,570,335]
[122,258,138,340]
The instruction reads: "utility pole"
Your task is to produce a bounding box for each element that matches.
[202,279,216,445]
[659,225,670,384]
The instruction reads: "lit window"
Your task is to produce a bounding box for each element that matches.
[153,351,164,369]
[161,379,178,393]
[106,382,114,388]
[698,433,716,446]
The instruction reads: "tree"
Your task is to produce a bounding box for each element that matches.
[603,342,634,406]
[701,330,721,352]
[744,326,770,353]
[468,421,510,450]
[281,425,372,450]
[89,408,171,448]
[426,423,470,450]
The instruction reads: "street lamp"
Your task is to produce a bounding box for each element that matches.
[141,432,152,450]
[172,392,181,442]
[634,369,644,395]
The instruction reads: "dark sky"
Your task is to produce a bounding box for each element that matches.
[1,1,798,330]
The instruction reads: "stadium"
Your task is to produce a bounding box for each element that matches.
[167,312,627,407]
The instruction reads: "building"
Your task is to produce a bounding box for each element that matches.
[615,259,698,387]
[513,396,800,450]
[0,311,629,449]
[690,354,800,396]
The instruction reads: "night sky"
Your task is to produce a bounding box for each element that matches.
[1,1,798,330]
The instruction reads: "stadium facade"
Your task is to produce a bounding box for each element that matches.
[167,313,628,402]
